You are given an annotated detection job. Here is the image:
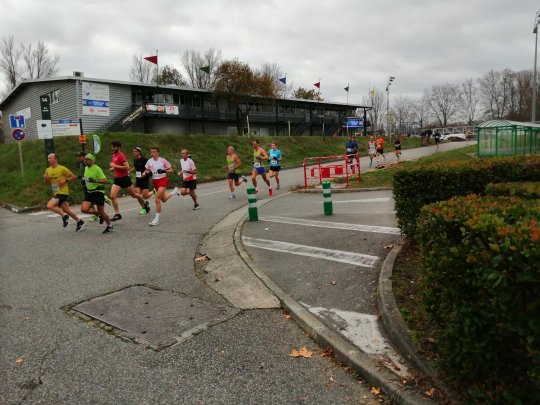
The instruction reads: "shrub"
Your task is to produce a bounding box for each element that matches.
[418,195,540,403]
[393,155,540,237]
[485,181,540,199]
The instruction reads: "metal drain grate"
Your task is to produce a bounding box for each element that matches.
[72,286,235,349]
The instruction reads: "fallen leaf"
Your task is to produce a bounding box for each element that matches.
[195,254,209,262]
[425,387,435,397]
[15,358,24,365]
[23,317,31,321]
[320,348,333,357]
[330,280,337,285]
[425,336,436,343]
[370,387,381,395]
[402,379,408,385]
[290,347,314,358]
[384,243,394,249]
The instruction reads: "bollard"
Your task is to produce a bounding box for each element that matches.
[322,181,333,216]
[247,186,258,221]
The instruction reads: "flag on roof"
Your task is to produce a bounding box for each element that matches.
[200,66,210,74]
[314,81,320,89]
[344,86,349,92]
[279,77,286,84]
[144,55,158,64]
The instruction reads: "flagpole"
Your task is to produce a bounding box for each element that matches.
[346,82,349,105]
[156,49,159,86]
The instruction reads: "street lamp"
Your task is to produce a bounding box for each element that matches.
[533,12,540,122]
[386,76,395,141]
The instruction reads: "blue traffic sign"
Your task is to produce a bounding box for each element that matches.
[10,115,25,129]
[12,128,26,141]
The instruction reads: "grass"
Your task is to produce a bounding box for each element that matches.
[0,132,422,207]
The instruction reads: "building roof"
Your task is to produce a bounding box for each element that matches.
[477,119,540,129]
[0,75,368,110]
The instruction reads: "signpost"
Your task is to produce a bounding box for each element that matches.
[9,114,26,129]
[40,94,55,161]
[11,129,26,177]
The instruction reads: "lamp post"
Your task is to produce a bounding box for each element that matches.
[386,76,395,141]
[533,12,540,122]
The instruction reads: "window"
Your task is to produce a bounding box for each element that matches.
[50,89,60,104]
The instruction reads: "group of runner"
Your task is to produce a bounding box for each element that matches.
[44,139,283,233]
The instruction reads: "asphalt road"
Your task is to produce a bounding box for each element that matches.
[1,140,469,404]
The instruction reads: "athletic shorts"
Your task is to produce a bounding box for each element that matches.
[135,177,150,190]
[181,179,197,190]
[254,167,267,174]
[376,148,384,154]
[269,166,281,172]
[113,176,132,188]
[228,173,240,181]
[153,177,169,190]
[85,192,105,206]
[52,194,69,206]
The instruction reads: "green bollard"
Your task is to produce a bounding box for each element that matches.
[247,186,258,221]
[322,181,333,216]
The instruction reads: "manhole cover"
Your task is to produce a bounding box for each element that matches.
[72,286,235,349]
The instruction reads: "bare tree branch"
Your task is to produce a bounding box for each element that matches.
[0,35,21,89]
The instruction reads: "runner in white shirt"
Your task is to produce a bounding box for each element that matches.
[173,149,200,210]
[142,147,173,226]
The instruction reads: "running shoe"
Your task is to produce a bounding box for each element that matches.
[99,215,104,224]
[193,204,200,210]
[241,176,248,183]
[62,214,69,228]
[139,207,146,215]
[111,214,122,221]
[228,194,236,199]
[102,225,114,234]
[268,186,273,196]
[89,215,99,222]
[152,188,157,196]
[255,188,258,194]
[104,196,112,206]
[76,220,85,232]
[149,218,159,226]
[276,185,280,190]
[172,187,180,196]
[144,201,150,214]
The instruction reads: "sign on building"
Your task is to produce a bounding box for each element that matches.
[82,81,110,116]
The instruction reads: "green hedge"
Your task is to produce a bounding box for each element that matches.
[485,181,540,199]
[418,195,540,403]
[393,155,540,237]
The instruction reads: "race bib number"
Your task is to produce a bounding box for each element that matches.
[228,163,235,172]
[51,183,59,193]
[253,162,261,168]
[136,171,142,178]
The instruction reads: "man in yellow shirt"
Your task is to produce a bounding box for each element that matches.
[44,153,85,231]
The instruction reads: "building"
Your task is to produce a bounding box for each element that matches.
[0,74,369,143]
[476,119,540,156]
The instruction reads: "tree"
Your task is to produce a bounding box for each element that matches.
[363,88,385,132]
[292,87,323,101]
[181,48,222,89]
[411,94,430,130]
[157,65,187,86]
[21,41,59,79]
[393,95,414,133]
[425,83,461,127]
[0,35,21,89]
[459,79,480,125]
[478,69,514,119]
[129,54,155,83]
[212,59,279,134]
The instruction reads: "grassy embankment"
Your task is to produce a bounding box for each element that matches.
[0,132,423,207]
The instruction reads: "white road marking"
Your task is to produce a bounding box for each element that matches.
[242,236,379,268]
[27,211,50,216]
[316,197,392,204]
[303,304,410,378]
[259,216,401,235]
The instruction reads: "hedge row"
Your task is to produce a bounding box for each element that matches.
[417,194,540,403]
[393,155,540,237]
[485,181,540,199]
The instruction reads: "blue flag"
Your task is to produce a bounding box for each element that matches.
[279,77,286,84]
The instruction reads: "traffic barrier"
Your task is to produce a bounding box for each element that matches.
[322,181,333,215]
[247,186,258,221]
[303,154,361,188]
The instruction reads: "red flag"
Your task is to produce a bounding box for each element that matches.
[144,55,158,64]
[314,81,320,89]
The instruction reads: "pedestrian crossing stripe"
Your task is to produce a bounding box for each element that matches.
[242,236,379,268]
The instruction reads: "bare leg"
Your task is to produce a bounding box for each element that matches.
[46,197,64,217]
[60,201,81,222]
[110,184,121,214]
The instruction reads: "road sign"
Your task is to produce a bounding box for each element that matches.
[37,120,53,139]
[12,128,26,141]
[52,119,81,136]
[10,115,26,129]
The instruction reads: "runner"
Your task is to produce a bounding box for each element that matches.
[251,139,272,195]
[434,130,442,151]
[375,134,386,168]
[130,146,153,214]
[173,149,200,210]
[142,147,174,226]
[43,153,85,231]
[393,136,402,160]
[224,146,247,199]
[268,142,283,190]
[109,140,149,221]
[76,151,111,222]
[80,153,113,234]
[367,136,377,168]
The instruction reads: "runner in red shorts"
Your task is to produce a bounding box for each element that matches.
[142,147,173,226]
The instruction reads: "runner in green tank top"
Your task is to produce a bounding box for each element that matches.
[224,146,247,199]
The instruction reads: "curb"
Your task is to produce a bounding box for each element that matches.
[2,203,41,214]
[296,186,393,193]
[233,193,427,405]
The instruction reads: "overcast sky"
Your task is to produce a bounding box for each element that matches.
[1,0,539,104]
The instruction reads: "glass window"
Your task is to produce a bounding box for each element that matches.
[50,89,60,104]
